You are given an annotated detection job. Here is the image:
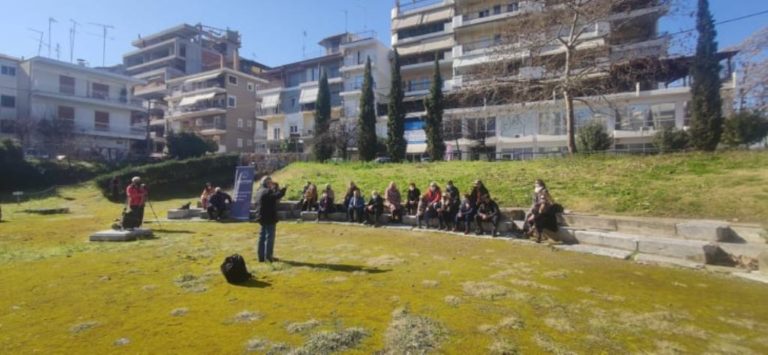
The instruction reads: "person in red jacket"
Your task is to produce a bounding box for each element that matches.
[125,176,147,228]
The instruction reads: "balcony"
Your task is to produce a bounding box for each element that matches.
[198,121,227,135]
[453,2,541,29]
[167,102,227,120]
[134,81,167,98]
[34,89,145,110]
[74,123,147,140]
[169,81,226,98]
[394,0,453,17]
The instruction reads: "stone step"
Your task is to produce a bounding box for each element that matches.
[573,230,714,262]
[632,253,704,269]
[562,214,743,242]
[574,230,639,251]
[89,228,153,242]
[553,244,634,260]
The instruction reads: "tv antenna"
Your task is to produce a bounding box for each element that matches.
[28,28,44,56]
[89,22,114,66]
[302,30,307,58]
[48,17,57,57]
[69,19,80,63]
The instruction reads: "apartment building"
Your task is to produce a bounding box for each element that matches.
[165,68,267,153]
[0,54,21,139]
[391,0,735,159]
[6,57,147,160]
[257,32,390,154]
[123,23,244,154]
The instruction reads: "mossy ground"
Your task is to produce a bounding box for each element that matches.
[1,184,768,353]
[270,151,768,224]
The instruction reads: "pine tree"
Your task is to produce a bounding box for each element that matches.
[689,0,723,151]
[313,72,333,161]
[424,57,445,161]
[386,50,407,162]
[357,57,378,161]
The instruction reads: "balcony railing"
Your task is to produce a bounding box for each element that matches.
[398,0,447,14]
[198,121,227,131]
[460,3,520,23]
[168,102,227,116]
[169,81,224,96]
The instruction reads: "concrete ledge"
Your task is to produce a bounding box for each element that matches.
[636,237,710,262]
[574,230,638,251]
[89,228,153,242]
[615,218,677,237]
[562,214,618,231]
[554,244,634,260]
[633,253,704,269]
[676,220,735,242]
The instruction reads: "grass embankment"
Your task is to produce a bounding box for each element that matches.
[271,151,768,223]
[1,181,768,353]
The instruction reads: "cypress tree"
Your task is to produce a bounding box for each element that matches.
[313,72,333,161]
[387,50,407,162]
[689,0,723,151]
[424,56,445,161]
[357,57,378,161]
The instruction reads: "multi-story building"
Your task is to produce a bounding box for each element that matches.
[123,23,244,154]
[257,32,390,155]
[0,54,21,139]
[10,56,147,160]
[392,0,736,159]
[165,67,267,153]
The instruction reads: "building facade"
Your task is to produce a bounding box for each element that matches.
[391,0,735,159]
[4,56,147,160]
[0,54,21,139]
[257,32,391,155]
[165,68,267,153]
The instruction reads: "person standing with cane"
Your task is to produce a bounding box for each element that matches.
[253,176,287,263]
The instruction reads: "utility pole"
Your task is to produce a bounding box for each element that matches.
[69,19,80,63]
[48,17,57,57]
[89,22,114,66]
[302,30,307,58]
[28,28,44,56]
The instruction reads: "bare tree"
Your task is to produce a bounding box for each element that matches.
[457,0,671,154]
[330,120,358,160]
[728,26,768,112]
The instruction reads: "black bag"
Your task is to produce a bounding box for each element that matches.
[121,208,141,229]
[220,254,252,284]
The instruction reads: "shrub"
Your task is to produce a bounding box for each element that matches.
[93,154,239,199]
[721,111,768,148]
[166,132,218,159]
[576,121,612,153]
[653,128,690,153]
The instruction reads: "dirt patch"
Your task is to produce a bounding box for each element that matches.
[381,308,446,354]
[174,273,209,293]
[170,308,188,317]
[286,319,320,334]
[444,295,461,307]
[488,339,520,355]
[289,327,368,355]
[232,310,263,324]
[421,280,439,288]
[70,321,99,334]
[462,281,509,300]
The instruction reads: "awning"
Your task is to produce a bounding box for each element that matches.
[299,87,319,104]
[422,8,452,23]
[397,36,454,56]
[393,14,422,29]
[406,143,427,154]
[178,92,217,106]
[184,72,222,84]
[261,94,280,109]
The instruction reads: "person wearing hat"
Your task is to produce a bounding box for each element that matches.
[125,176,147,228]
[253,175,287,263]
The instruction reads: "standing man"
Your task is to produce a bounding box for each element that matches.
[253,176,287,263]
[125,176,147,229]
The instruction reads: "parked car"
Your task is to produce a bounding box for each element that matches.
[420,156,431,162]
[374,157,391,163]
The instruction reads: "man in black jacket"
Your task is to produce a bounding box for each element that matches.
[207,187,233,221]
[475,194,500,236]
[364,191,384,227]
[406,182,421,216]
[253,176,287,262]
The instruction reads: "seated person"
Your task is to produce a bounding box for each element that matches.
[415,194,428,229]
[365,190,385,227]
[454,194,475,234]
[475,194,500,236]
[347,189,366,223]
[470,180,490,206]
[445,180,460,203]
[343,181,360,211]
[200,182,214,209]
[405,182,421,216]
[525,179,560,243]
[323,184,335,204]
[438,193,458,231]
[207,187,233,221]
[297,181,312,209]
[301,183,318,211]
[385,181,403,223]
[317,191,334,221]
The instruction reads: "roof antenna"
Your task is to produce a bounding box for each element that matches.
[89,22,115,66]
[69,19,80,63]
[48,17,57,57]
[302,30,307,58]
[28,28,44,56]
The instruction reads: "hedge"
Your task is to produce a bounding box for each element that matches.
[94,154,240,199]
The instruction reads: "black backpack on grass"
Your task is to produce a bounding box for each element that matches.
[220,254,252,284]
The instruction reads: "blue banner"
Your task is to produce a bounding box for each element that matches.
[231,166,255,220]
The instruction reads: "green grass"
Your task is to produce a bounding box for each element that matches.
[270,151,768,223]
[1,183,768,353]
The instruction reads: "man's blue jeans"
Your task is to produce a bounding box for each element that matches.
[258,223,277,262]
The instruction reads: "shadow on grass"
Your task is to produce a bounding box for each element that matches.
[232,278,271,288]
[281,260,390,274]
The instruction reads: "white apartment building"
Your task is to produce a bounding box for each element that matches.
[257,32,391,155]
[392,0,736,160]
[13,57,147,160]
[0,54,21,139]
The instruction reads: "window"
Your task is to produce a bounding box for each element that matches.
[247,139,253,146]
[290,125,298,135]
[247,82,255,92]
[0,119,15,133]
[179,45,186,57]
[246,119,253,128]
[290,98,296,108]
[650,103,676,130]
[262,121,268,130]
[0,95,15,108]
[273,127,281,140]
[91,83,109,100]
[538,112,565,135]
[94,111,110,131]
[478,9,490,18]
[508,2,519,12]
[443,119,462,140]
[493,5,502,14]
[237,138,243,148]
[1,65,16,76]
[228,75,238,85]
[228,95,237,108]
[58,106,75,122]
[237,118,244,128]
[59,75,75,95]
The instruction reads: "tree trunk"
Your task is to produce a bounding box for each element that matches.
[564,89,577,154]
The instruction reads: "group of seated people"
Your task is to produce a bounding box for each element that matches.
[296,178,560,241]
[200,182,233,221]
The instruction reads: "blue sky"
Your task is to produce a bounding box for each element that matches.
[0,0,765,67]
